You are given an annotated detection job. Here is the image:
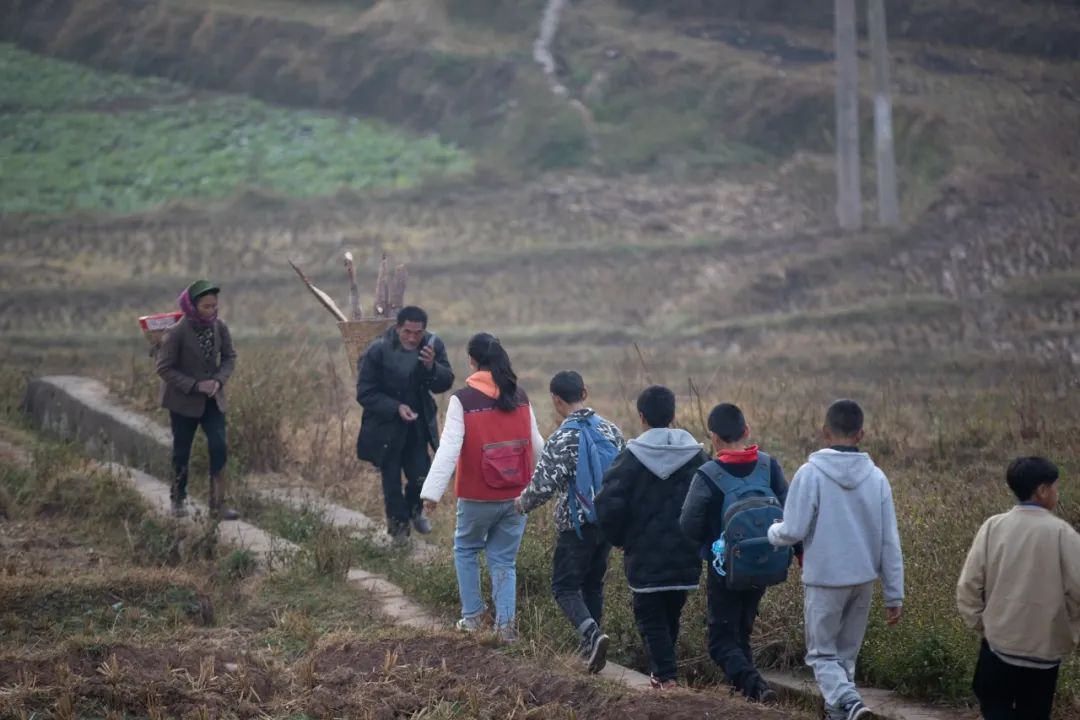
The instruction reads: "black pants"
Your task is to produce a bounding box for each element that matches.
[632,590,688,682]
[552,525,611,635]
[973,640,1059,720]
[706,567,765,691]
[379,422,430,532]
[170,400,227,503]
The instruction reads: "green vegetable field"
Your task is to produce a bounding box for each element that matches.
[0,44,472,215]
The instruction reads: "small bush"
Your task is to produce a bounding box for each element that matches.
[223,549,258,580]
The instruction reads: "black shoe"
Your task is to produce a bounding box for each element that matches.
[745,679,778,704]
[584,628,609,674]
[218,508,240,521]
[171,500,188,518]
[388,520,411,547]
[411,512,432,535]
[839,699,871,720]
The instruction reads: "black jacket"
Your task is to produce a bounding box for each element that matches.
[596,447,710,592]
[355,326,454,465]
[679,451,790,557]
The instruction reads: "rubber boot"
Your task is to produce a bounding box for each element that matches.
[209,471,239,521]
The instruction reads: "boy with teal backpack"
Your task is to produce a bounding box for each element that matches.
[680,403,793,703]
[516,371,625,673]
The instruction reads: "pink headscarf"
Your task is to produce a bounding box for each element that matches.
[178,289,218,328]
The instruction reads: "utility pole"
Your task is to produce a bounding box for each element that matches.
[834,0,861,231]
[868,0,900,226]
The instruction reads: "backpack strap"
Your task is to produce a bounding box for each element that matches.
[700,455,772,497]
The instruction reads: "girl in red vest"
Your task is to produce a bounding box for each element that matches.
[421,333,545,642]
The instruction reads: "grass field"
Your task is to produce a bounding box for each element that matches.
[0,44,470,215]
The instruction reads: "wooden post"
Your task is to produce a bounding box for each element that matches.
[834,0,862,230]
[868,0,900,227]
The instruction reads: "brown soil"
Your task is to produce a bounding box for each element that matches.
[0,636,793,719]
[0,518,115,576]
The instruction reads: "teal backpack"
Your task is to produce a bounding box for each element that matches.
[700,453,792,590]
[563,414,620,538]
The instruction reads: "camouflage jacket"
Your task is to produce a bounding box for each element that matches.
[518,408,626,533]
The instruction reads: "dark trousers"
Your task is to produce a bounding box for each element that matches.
[973,640,1059,720]
[169,400,227,504]
[632,590,688,682]
[706,568,765,691]
[379,422,430,531]
[552,525,610,635]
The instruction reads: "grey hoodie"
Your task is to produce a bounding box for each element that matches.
[768,448,904,606]
[627,428,705,479]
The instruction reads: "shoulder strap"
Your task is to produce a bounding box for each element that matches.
[699,460,741,497]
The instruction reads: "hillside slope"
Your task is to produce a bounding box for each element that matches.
[0,0,1078,383]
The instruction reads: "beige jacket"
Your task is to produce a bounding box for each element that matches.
[156,316,237,418]
[957,505,1080,663]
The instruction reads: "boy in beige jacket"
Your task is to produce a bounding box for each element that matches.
[956,456,1080,720]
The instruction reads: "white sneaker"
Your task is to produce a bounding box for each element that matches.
[456,616,483,633]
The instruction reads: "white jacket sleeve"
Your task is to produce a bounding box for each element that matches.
[768,463,818,547]
[420,396,464,503]
[529,404,546,470]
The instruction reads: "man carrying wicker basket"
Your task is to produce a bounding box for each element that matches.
[356,306,454,543]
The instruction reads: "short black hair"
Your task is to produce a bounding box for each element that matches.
[708,403,746,443]
[1006,456,1059,502]
[826,399,864,437]
[550,371,586,404]
[396,306,427,327]
[637,385,676,428]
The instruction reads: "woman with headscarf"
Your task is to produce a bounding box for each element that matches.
[420,333,545,642]
[155,279,239,520]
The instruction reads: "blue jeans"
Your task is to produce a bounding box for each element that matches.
[454,499,527,629]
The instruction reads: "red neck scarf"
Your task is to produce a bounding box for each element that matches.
[717,444,759,464]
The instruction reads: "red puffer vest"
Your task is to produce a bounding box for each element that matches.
[455,384,535,501]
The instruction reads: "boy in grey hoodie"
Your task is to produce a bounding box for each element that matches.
[767,399,904,720]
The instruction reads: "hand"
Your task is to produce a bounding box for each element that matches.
[419,344,435,369]
[423,499,438,515]
[885,606,903,626]
[398,404,419,422]
[513,497,525,515]
[196,380,218,396]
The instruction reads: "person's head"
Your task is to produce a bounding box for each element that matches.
[395,306,428,350]
[549,370,587,419]
[1006,456,1060,510]
[824,399,864,446]
[185,279,220,322]
[707,403,749,452]
[467,332,518,412]
[637,385,676,429]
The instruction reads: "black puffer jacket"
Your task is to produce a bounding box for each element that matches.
[355,326,454,466]
[595,428,709,592]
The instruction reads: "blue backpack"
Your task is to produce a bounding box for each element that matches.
[563,414,620,538]
[700,454,792,590]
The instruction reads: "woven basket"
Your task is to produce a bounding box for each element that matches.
[339,319,395,373]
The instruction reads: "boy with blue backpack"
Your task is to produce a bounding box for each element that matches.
[680,403,793,703]
[516,370,625,673]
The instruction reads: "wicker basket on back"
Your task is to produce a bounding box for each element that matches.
[338,319,395,374]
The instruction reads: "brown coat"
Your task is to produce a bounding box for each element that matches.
[156,316,237,418]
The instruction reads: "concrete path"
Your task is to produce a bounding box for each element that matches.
[102,462,297,568]
[19,375,964,718]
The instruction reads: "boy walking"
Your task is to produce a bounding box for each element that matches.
[957,456,1080,720]
[595,386,709,689]
[680,403,791,703]
[767,399,904,720]
[516,371,625,673]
